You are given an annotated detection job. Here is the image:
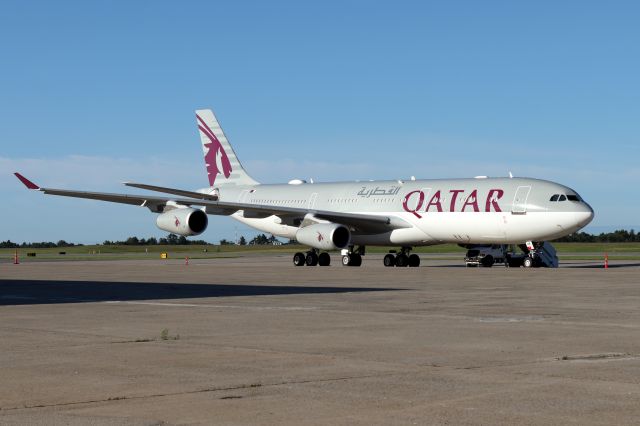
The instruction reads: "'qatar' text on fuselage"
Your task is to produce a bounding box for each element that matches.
[402,189,505,218]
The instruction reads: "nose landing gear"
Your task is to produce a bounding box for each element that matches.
[384,247,420,267]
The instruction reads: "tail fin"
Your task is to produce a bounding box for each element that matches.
[195,109,259,187]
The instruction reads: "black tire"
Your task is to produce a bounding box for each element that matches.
[395,254,409,267]
[342,253,362,266]
[408,254,420,267]
[383,254,396,267]
[293,252,306,266]
[306,252,318,266]
[318,252,331,266]
[523,257,533,268]
[508,257,522,267]
[481,255,494,268]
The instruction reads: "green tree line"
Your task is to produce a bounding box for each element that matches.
[3,230,638,249]
[0,240,79,249]
[102,234,210,246]
[219,234,282,246]
[554,229,640,243]
[0,234,210,248]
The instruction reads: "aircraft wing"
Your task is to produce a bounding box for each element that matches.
[215,201,412,233]
[123,182,219,201]
[119,179,409,231]
[15,173,411,233]
[15,173,212,212]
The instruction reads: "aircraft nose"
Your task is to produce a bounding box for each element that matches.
[575,203,594,228]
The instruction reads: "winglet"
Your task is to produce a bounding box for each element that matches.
[14,173,40,190]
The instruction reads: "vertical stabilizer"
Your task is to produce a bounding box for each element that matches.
[195,109,258,187]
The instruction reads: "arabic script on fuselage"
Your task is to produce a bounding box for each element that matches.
[357,186,401,198]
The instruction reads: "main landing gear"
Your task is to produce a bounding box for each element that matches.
[293,246,421,268]
[342,245,364,267]
[383,247,420,267]
[293,250,331,267]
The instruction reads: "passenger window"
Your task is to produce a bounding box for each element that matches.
[558,194,567,201]
[550,194,559,202]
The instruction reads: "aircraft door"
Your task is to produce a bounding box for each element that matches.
[511,186,531,214]
[308,192,318,210]
[238,189,250,203]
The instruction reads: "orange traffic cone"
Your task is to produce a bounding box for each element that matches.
[604,253,609,269]
[13,249,19,265]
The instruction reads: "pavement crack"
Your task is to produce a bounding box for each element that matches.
[0,372,398,412]
[557,352,638,362]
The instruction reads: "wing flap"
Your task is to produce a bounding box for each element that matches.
[208,201,412,233]
[123,182,219,200]
[40,188,154,206]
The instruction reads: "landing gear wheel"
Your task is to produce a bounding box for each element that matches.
[305,252,318,266]
[342,253,362,266]
[318,252,331,266]
[481,255,494,268]
[293,252,306,266]
[383,254,396,267]
[408,254,420,267]
[523,257,534,268]
[395,254,409,267]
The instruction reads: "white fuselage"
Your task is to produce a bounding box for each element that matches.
[203,177,594,246]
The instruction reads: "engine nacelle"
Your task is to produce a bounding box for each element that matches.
[296,223,350,251]
[156,208,208,237]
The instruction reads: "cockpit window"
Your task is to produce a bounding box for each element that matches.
[550,193,580,202]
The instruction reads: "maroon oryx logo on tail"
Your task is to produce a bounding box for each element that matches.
[196,114,233,187]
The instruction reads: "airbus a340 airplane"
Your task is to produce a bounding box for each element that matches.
[15,108,594,268]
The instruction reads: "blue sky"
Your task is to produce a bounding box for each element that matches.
[1,1,638,244]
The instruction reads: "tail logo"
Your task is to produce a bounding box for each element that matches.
[197,114,233,187]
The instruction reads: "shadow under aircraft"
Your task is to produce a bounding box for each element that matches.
[0,279,401,306]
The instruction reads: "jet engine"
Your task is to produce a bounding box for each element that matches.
[296,223,350,251]
[156,208,208,236]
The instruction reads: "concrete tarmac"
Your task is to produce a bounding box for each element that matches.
[1,255,639,425]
